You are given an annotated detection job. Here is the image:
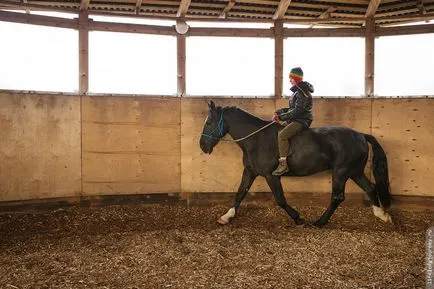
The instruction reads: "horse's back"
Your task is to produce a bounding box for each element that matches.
[287,125,368,176]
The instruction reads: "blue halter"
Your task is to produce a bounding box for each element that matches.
[201,112,233,142]
[202,110,276,143]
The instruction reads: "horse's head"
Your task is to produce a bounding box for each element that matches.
[200,100,228,154]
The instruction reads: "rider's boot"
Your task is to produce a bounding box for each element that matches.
[272,157,289,176]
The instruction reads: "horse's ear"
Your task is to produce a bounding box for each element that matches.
[208,100,216,111]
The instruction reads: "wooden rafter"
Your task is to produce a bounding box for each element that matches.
[2,0,434,25]
[365,0,381,18]
[309,6,337,28]
[219,0,235,19]
[80,0,89,10]
[177,0,191,17]
[273,0,291,20]
[0,10,78,28]
[135,0,143,15]
[79,10,89,94]
[418,0,427,15]
[21,0,30,14]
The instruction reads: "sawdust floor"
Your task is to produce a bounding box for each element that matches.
[0,202,433,289]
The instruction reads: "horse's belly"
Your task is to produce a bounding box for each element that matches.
[287,154,330,176]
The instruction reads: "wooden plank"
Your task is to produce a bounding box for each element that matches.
[274,20,283,98]
[187,27,273,37]
[135,0,143,14]
[418,0,427,15]
[365,17,375,97]
[376,23,434,36]
[276,98,373,194]
[372,99,434,197]
[365,0,381,18]
[83,154,180,194]
[22,0,30,14]
[309,6,337,28]
[82,96,181,195]
[177,28,186,97]
[284,27,365,37]
[88,20,176,35]
[80,0,89,10]
[0,10,78,29]
[219,0,235,18]
[0,92,81,202]
[177,0,191,17]
[181,99,275,194]
[273,0,292,20]
[79,10,89,95]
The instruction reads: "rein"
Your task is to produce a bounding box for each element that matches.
[202,111,276,143]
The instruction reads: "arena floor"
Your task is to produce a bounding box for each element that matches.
[0,202,432,288]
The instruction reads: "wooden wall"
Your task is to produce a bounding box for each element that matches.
[0,92,81,201]
[372,99,434,196]
[82,96,181,195]
[0,92,433,202]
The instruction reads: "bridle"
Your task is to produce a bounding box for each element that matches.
[201,111,276,143]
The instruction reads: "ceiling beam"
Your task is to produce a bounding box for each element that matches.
[177,0,191,17]
[219,0,236,19]
[365,0,381,18]
[80,0,89,10]
[0,10,78,28]
[273,0,291,20]
[418,0,427,15]
[309,6,337,28]
[21,0,30,14]
[135,0,143,15]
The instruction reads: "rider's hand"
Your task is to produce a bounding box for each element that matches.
[273,114,280,122]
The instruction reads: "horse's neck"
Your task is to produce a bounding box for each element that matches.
[224,108,267,141]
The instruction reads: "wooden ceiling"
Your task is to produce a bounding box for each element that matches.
[1,0,434,27]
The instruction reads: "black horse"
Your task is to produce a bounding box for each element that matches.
[199,101,392,227]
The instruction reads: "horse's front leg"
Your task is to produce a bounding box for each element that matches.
[265,175,305,227]
[217,168,257,225]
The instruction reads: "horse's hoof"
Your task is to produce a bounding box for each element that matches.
[217,218,229,225]
[312,220,326,228]
[295,218,305,228]
[385,214,393,224]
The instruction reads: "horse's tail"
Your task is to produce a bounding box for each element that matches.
[363,134,391,209]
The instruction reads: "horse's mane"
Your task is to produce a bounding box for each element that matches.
[223,106,270,126]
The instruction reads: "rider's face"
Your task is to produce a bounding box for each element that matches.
[289,77,296,86]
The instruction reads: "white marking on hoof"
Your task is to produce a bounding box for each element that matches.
[372,206,393,223]
[217,207,235,225]
[217,218,229,225]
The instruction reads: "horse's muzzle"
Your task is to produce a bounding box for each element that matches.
[199,138,213,154]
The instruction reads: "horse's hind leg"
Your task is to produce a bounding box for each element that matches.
[351,174,392,223]
[351,174,379,206]
[313,170,349,227]
[217,168,257,225]
[265,175,305,227]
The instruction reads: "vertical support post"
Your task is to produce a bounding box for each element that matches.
[79,10,89,95]
[365,17,375,97]
[274,20,284,98]
[177,22,186,97]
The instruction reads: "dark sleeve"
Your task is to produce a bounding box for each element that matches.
[275,108,289,115]
[279,93,306,121]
